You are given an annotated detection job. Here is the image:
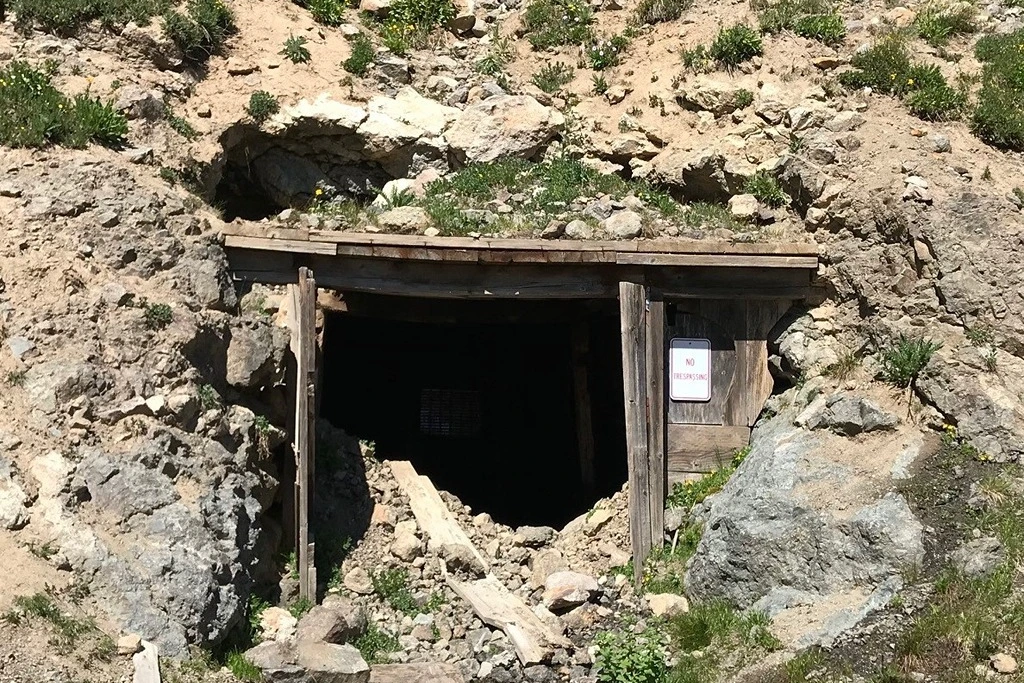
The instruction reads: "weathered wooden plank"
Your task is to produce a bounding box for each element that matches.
[132,640,161,683]
[667,424,750,473]
[369,663,466,683]
[224,235,338,256]
[616,253,819,268]
[619,282,651,587]
[388,461,490,571]
[446,575,571,666]
[572,323,596,497]
[645,297,666,545]
[221,224,311,240]
[295,267,317,601]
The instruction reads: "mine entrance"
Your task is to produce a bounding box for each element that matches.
[319,295,628,529]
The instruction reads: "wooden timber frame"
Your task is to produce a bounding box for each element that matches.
[223,226,820,590]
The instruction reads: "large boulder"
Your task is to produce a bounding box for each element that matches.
[542,571,599,611]
[686,410,924,611]
[446,95,564,164]
[649,149,751,203]
[226,323,289,389]
[676,79,754,116]
[297,595,368,644]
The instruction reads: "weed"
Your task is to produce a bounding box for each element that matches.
[681,44,712,72]
[626,105,644,117]
[343,33,375,75]
[282,34,312,63]
[388,0,454,29]
[531,62,575,93]
[823,352,859,381]
[586,34,630,70]
[793,12,845,45]
[982,164,993,180]
[594,625,667,683]
[197,383,221,411]
[6,370,27,387]
[744,170,789,207]
[10,0,172,35]
[633,0,691,25]
[379,186,416,209]
[971,29,1024,151]
[247,594,270,642]
[592,73,610,94]
[226,651,262,682]
[983,347,998,372]
[246,90,279,124]
[682,201,740,230]
[1014,187,1024,206]
[0,61,128,149]
[642,523,703,593]
[735,88,754,108]
[666,447,749,510]
[140,300,173,330]
[669,602,780,681]
[307,0,347,25]
[788,133,805,153]
[289,596,313,619]
[648,93,664,109]
[355,623,400,664]
[13,592,96,650]
[709,24,763,68]
[914,1,976,46]
[163,0,235,63]
[879,334,941,387]
[372,567,419,615]
[523,0,594,49]
[753,0,829,32]
[166,109,199,139]
[966,323,994,346]
[27,541,57,559]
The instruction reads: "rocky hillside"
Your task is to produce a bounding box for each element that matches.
[0,0,1023,680]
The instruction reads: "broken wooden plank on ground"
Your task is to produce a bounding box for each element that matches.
[132,640,161,683]
[446,575,572,666]
[369,662,466,682]
[388,460,489,572]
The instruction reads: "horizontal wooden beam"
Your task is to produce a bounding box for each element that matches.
[667,424,750,473]
[225,234,337,256]
[616,253,820,269]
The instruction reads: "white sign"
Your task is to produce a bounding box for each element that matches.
[669,338,712,402]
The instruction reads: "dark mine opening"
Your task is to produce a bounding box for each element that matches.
[319,295,628,529]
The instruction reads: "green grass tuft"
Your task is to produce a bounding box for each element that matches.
[531,62,575,93]
[0,61,128,149]
[226,651,262,682]
[11,0,171,35]
[163,0,235,63]
[281,34,312,63]
[523,0,594,49]
[307,0,347,25]
[633,0,692,25]
[709,24,763,68]
[594,625,668,683]
[372,567,419,615]
[667,447,749,510]
[355,623,400,664]
[879,334,941,388]
[744,170,789,208]
[246,90,280,124]
[971,30,1024,151]
[914,1,976,46]
[343,33,376,75]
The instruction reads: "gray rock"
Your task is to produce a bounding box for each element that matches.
[930,133,952,153]
[564,220,594,240]
[297,595,368,645]
[542,571,599,611]
[377,206,431,234]
[952,536,1003,578]
[603,210,643,240]
[441,543,486,577]
[664,507,685,532]
[344,567,374,595]
[0,458,28,530]
[226,324,288,389]
[803,393,899,436]
[390,531,422,561]
[446,95,564,164]
[6,336,35,361]
[247,640,370,683]
[686,412,924,608]
[728,194,758,220]
[530,549,568,588]
[23,361,106,413]
[514,526,556,547]
[114,86,166,121]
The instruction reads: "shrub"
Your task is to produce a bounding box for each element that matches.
[163,0,235,62]
[744,170,788,207]
[307,0,346,25]
[355,624,400,664]
[633,0,691,25]
[752,0,828,32]
[0,61,128,149]
[281,35,312,63]
[879,334,941,387]
[972,30,1024,150]
[10,0,171,35]
[523,0,594,49]
[594,626,667,683]
[372,568,419,615]
[709,24,763,67]
[914,1,976,46]
[531,62,575,92]
[586,34,630,70]
[388,0,455,29]
[841,35,966,121]
[246,90,279,124]
[682,44,711,72]
[735,88,754,108]
[141,301,173,330]
[343,33,375,75]
[793,12,845,45]
[592,73,609,94]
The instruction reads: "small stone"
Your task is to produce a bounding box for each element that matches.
[930,133,951,153]
[423,227,441,237]
[117,633,143,656]
[991,654,1018,674]
[603,210,643,239]
[344,567,374,595]
[542,571,599,612]
[7,337,35,361]
[297,595,367,645]
[564,220,593,240]
[530,549,569,588]
[377,206,431,234]
[391,531,422,562]
[646,593,690,617]
[514,526,557,547]
[812,56,844,69]
[584,508,614,534]
[728,194,759,220]
[196,104,212,118]
[260,606,299,642]
[226,58,258,75]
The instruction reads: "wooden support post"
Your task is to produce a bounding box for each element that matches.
[295,267,317,602]
[619,282,651,588]
[645,297,666,547]
[571,322,596,497]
